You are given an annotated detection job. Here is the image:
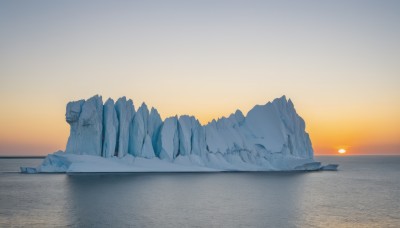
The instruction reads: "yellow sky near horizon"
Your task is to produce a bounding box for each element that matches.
[0,91,398,155]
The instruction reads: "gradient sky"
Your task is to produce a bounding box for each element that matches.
[0,0,399,155]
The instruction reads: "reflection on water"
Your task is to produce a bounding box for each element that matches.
[65,172,309,227]
[0,156,399,227]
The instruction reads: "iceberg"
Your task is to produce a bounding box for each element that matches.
[21,95,337,173]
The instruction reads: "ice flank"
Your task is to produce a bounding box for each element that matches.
[21,95,337,173]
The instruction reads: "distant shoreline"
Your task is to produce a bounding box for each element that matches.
[0,156,45,159]
[0,155,398,159]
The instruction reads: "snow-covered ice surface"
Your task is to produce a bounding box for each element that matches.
[21,95,337,173]
[33,152,217,173]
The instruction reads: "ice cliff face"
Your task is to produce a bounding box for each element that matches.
[64,95,314,167]
[102,98,118,158]
[65,95,103,156]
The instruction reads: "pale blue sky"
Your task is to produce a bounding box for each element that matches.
[0,0,399,155]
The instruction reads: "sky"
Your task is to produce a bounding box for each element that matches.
[0,0,399,156]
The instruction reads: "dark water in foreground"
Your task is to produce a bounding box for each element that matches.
[0,156,399,227]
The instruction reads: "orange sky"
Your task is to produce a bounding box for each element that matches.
[0,93,398,156]
[0,1,399,155]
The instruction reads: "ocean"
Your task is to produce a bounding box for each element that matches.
[0,156,399,227]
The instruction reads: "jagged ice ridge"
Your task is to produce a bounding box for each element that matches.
[22,95,336,173]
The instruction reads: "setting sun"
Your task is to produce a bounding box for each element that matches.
[338,149,346,154]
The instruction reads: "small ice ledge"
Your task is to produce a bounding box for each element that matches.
[21,95,338,173]
[320,164,339,171]
[293,162,339,171]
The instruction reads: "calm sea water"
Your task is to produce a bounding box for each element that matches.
[0,156,399,227]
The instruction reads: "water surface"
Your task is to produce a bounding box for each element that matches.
[0,156,399,227]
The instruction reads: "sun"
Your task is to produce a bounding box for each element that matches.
[338,149,346,154]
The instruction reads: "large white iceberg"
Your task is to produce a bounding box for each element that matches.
[21,95,336,173]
